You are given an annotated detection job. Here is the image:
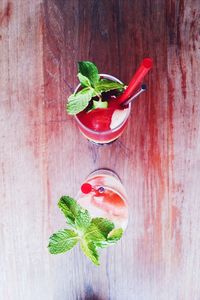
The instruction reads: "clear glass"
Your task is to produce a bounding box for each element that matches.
[76,169,129,230]
[74,74,131,145]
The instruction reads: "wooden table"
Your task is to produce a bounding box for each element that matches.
[1,1,200,299]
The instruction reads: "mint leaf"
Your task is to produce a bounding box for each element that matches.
[90,218,117,249]
[58,196,81,226]
[78,61,100,87]
[107,228,123,243]
[92,100,108,109]
[84,223,106,243]
[91,218,114,237]
[84,223,107,249]
[95,79,124,94]
[80,240,99,265]
[94,227,123,248]
[75,209,91,232]
[58,197,92,233]
[77,73,91,87]
[67,87,93,115]
[48,229,79,254]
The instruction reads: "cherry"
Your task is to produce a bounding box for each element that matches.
[81,183,106,196]
[81,183,92,194]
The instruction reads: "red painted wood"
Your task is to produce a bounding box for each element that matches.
[0,0,200,299]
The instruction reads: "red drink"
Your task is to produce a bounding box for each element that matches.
[77,169,128,230]
[74,74,131,144]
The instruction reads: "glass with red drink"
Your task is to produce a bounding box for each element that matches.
[74,74,131,144]
[67,59,153,144]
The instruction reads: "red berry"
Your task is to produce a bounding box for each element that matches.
[81,183,92,194]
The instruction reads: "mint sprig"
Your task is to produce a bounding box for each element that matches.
[78,61,100,87]
[48,229,79,254]
[66,61,125,115]
[80,240,99,265]
[48,196,123,266]
[77,73,91,87]
[67,87,94,115]
[95,79,124,94]
[58,196,81,226]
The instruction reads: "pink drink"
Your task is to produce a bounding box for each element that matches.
[77,169,128,230]
[74,74,131,145]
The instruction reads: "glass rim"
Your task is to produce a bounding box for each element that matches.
[74,73,131,135]
[87,168,122,183]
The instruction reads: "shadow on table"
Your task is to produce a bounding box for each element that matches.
[79,285,105,300]
[82,296,104,300]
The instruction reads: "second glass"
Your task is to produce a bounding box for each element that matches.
[77,169,128,230]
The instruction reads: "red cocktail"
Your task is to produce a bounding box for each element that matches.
[74,74,131,144]
[67,59,153,144]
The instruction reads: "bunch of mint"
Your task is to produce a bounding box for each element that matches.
[48,196,123,265]
[66,61,125,115]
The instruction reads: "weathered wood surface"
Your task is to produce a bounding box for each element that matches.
[0,0,200,299]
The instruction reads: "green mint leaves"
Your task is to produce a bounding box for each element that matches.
[80,240,99,265]
[77,73,91,87]
[58,196,80,227]
[78,61,100,87]
[48,196,123,266]
[48,229,79,254]
[66,61,125,115]
[95,79,124,94]
[67,87,94,116]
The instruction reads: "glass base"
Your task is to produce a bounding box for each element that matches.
[87,138,118,146]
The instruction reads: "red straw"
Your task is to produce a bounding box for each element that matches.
[118,58,153,105]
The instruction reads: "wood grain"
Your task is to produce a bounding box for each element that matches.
[0,0,200,299]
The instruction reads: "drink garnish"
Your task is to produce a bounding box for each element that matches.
[66,61,125,115]
[81,183,105,195]
[98,186,105,193]
[48,196,123,266]
[81,183,92,194]
[110,108,129,130]
[109,84,147,129]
